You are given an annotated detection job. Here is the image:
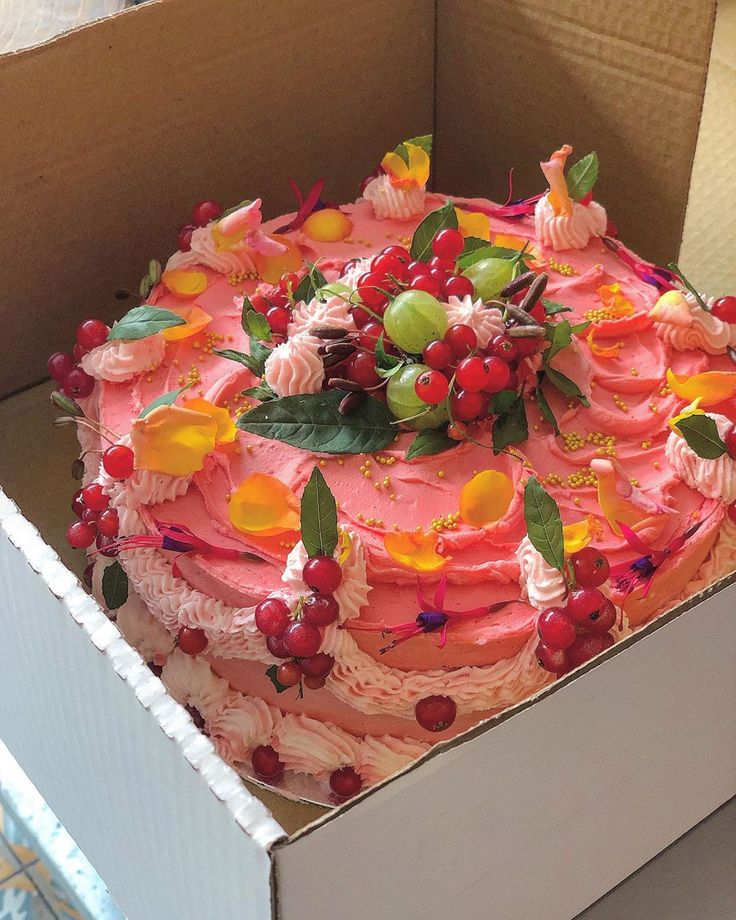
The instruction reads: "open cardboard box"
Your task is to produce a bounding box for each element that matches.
[0,1,734,918]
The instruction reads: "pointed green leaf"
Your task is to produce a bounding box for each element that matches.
[405,427,455,460]
[107,306,186,341]
[675,415,727,459]
[524,476,564,570]
[139,382,193,417]
[410,202,458,261]
[50,390,84,417]
[375,333,402,370]
[535,378,560,434]
[242,297,271,341]
[566,152,599,201]
[457,244,523,270]
[543,366,590,407]
[214,337,271,377]
[102,560,128,610]
[541,297,573,316]
[301,467,339,558]
[241,381,276,402]
[492,392,528,453]
[293,261,328,304]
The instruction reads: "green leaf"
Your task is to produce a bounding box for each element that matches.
[457,244,522,270]
[394,134,433,165]
[241,381,276,402]
[675,415,727,459]
[543,366,590,407]
[300,467,339,558]
[375,333,402,370]
[405,427,455,460]
[410,202,458,261]
[492,392,528,453]
[293,261,328,304]
[490,389,520,415]
[566,152,599,201]
[541,297,573,316]
[237,390,396,454]
[102,561,128,610]
[107,306,186,341]
[214,337,271,377]
[242,297,271,341]
[221,198,252,219]
[523,476,564,571]
[265,664,291,694]
[543,319,574,362]
[139,382,193,417]
[570,321,591,335]
[535,378,560,434]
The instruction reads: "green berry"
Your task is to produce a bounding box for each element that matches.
[387,364,449,430]
[461,258,515,301]
[384,290,448,354]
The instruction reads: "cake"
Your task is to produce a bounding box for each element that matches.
[48,137,736,803]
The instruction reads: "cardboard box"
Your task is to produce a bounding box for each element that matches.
[0,2,734,918]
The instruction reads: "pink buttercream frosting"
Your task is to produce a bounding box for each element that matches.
[263,332,325,397]
[534,195,607,250]
[81,335,166,383]
[516,536,567,611]
[652,291,735,354]
[444,296,505,348]
[363,173,425,220]
[289,294,356,337]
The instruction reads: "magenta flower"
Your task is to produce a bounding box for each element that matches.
[276,179,327,233]
[602,237,676,292]
[93,522,259,563]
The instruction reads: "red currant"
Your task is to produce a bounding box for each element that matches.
[76,319,109,350]
[423,339,454,370]
[407,260,430,278]
[451,388,489,421]
[350,305,372,328]
[276,661,302,687]
[711,295,736,323]
[302,555,342,593]
[535,641,570,674]
[537,608,576,650]
[415,695,457,732]
[728,502,736,525]
[96,534,117,558]
[432,228,464,260]
[350,352,380,388]
[442,275,475,299]
[356,272,389,309]
[81,508,99,527]
[102,445,135,479]
[330,766,363,799]
[66,521,96,549]
[567,632,614,668]
[62,368,95,399]
[586,598,617,635]
[81,483,109,513]
[415,370,450,404]
[372,252,407,281]
[725,425,736,460]
[381,245,411,263]
[72,343,89,363]
[565,587,606,626]
[490,335,518,363]
[445,324,477,359]
[83,563,95,589]
[47,352,74,382]
[278,271,301,294]
[357,321,384,350]
[266,634,291,659]
[282,621,322,658]
[448,420,468,441]
[514,337,540,358]
[96,508,119,538]
[178,627,208,656]
[297,652,334,678]
[249,293,270,315]
[482,356,512,393]
[428,255,456,274]
[255,597,290,636]
[71,488,86,517]
[266,306,290,336]
[571,547,610,588]
[409,274,441,298]
[304,675,326,690]
[251,744,283,779]
[430,268,449,287]
[301,593,340,626]
[191,199,223,227]
[176,223,196,252]
[455,356,488,392]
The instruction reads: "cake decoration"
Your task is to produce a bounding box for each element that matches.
[46,139,736,803]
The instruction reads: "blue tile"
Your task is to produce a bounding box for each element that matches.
[0,872,55,919]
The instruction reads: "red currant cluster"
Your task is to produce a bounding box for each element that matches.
[535,547,616,675]
[66,482,119,555]
[248,270,307,337]
[47,319,109,400]
[176,199,224,253]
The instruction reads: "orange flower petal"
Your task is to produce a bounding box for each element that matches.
[383,529,448,573]
[161,269,208,298]
[586,327,623,358]
[182,398,237,443]
[596,283,635,319]
[459,470,514,528]
[666,367,736,407]
[131,405,218,477]
[253,234,303,284]
[162,304,212,342]
[562,516,595,554]
[302,209,353,243]
[381,144,430,189]
[493,233,544,266]
[455,208,490,240]
[229,473,300,537]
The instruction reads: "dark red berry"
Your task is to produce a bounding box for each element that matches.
[451,388,489,421]
[251,745,283,779]
[176,223,196,252]
[276,661,302,687]
[304,675,326,690]
[71,488,86,517]
[95,534,118,557]
[102,445,135,479]
[409,274,441,298]
[266,634,292,659]
[266,306,290,336]
[444,323,477,359]
[191,199,223,227]
[357,321,384,350]
[711,295,736,323]
[350,305,372,328]
[66,521,96,549]
[372,252,406,281]
[415,370,450,404]
[423,339,453,370]
[282,621,322,658]
[278,271,300,294]
[255,597,291,636]
[430,267,449,287]
[72,343,89,363]
[565,587,606,626]
[381,245,411,263]
[407,260,430,278]
[567,632,614,668]
[63,368,95,399]
[725,425,736,460]
[586,598,617,635]
[514,337,540,358]
[482,356,512,393]
[83,562,95,588]
[570,547,610,588]
[297,652,334,678]
[76,319,109,350]
[178,627,208,656]
[356,272,388,310]
[81,508,99,527]
[81,483,109,513]
[432,228,464,260]
[301,593,339,626]
[415,694,457,732]
[536,641,570,674]
[330,766,363,799]
[302,555,342,593]
[442,274,475,299]
[350,352,380,388]
[537,608,576,650]
[47,352,74,382]
[455,356,488,392]
[490,335,518,363]
[249,293,270,315]
[96,508,119,538]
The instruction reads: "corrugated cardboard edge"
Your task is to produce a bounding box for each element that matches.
[0,486,287,853]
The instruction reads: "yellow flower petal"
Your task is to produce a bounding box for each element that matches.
[161,304,212,342]
[668,397,704,435]
[229,473,300,537]
[161,269,208,298]
[337,528,353,565]
[586,327,623,358]
[381,150,409,181]
[493,233,544,265]
[649,290,691,325]
[182,398,237,444]
[381,144,430,189]
[302,208,353,242]
[211,222,246,252]
[131,405,218,477]
[597,283,634,318]
[253,234,303,284]
[562,516,595,554]
[594,466,645,536]
[405,143,431,187]
[455,208,490,240]
[666,367,736,407]
[383,529,448,573]
[459,470,514,528]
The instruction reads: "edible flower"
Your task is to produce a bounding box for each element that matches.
[455,208,490,240]
[668,398,704,435]
[586,327,623,358]
[601,237,677,292]
[596,283,635,319]
[562,516,595,553]
[591,458,670,536]
[131,404,219,477]
[459,470,514,528]
[649,290,692,326]
[182,397,237,443]
[302,208,353,242]
[383,529,448,573]
[161,304,212,341]
[540,144,574,216]
[214,199,286,256]
[380,143,430,189]
[666,368,736,407]
[161,269,208,298]
[95,522,256,562]
[228,473,300,537]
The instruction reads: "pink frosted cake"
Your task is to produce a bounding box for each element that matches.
[49,138,736,802]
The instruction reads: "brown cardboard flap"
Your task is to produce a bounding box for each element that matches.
[0,0,434,398]
[435,0,717,265]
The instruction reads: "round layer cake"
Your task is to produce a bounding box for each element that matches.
[51,139,736,803]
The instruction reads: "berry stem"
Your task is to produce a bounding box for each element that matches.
[52,416,121,445]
